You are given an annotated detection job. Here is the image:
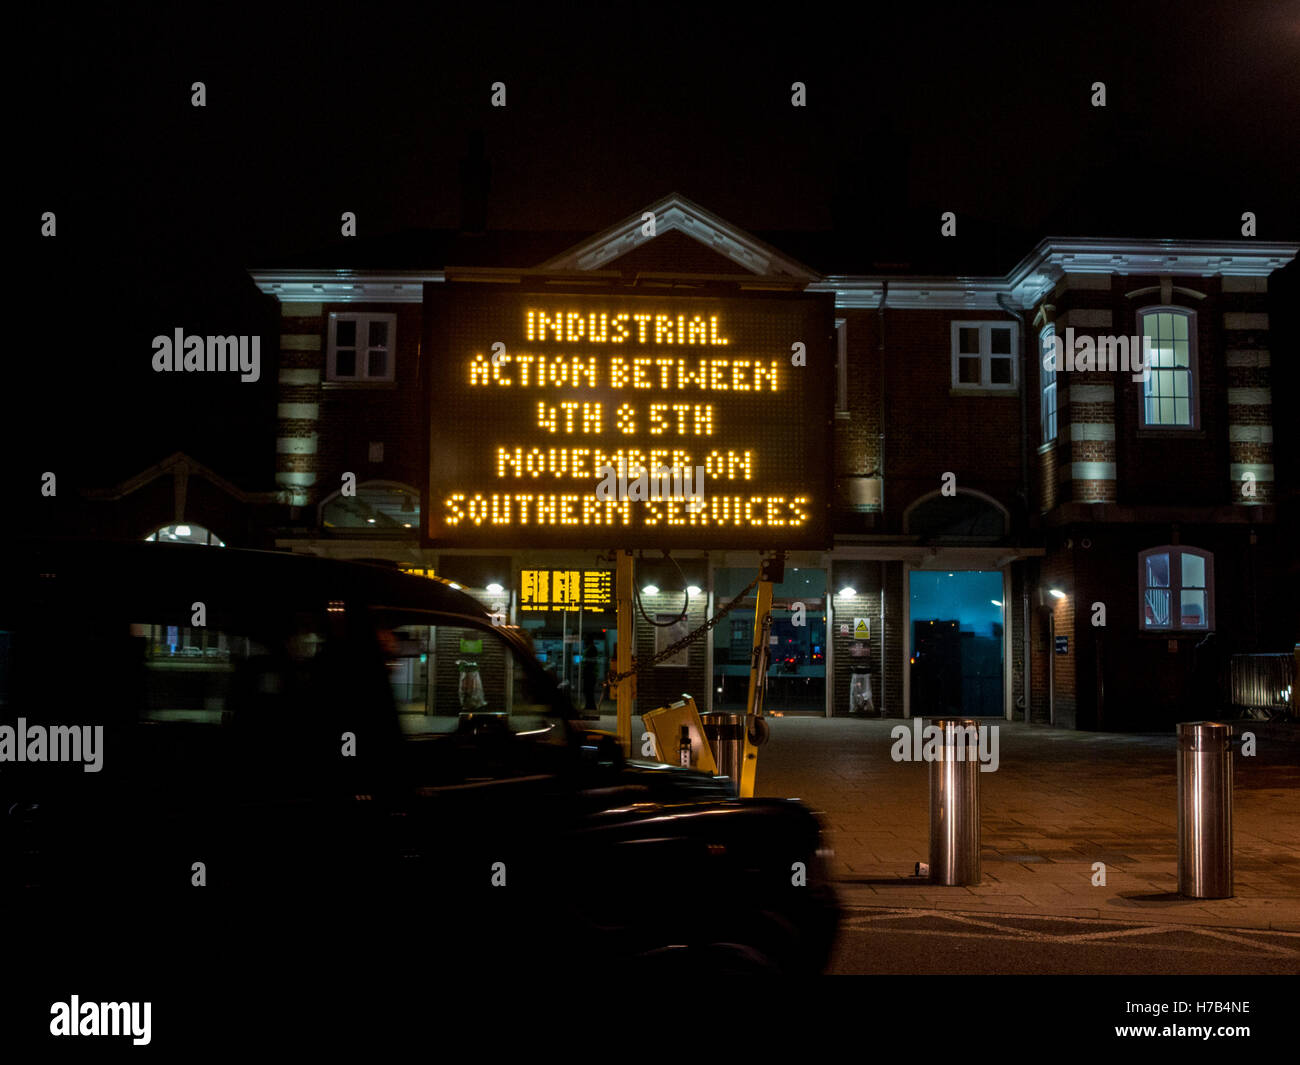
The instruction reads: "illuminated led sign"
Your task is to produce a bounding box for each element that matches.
[520,569,613,612]
[424,284,834,548]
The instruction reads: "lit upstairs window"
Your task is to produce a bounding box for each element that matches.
[1139,307,1197,428]
[1040,324,1057,443]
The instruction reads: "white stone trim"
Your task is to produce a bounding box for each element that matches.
[536,193,819,278]
[249,234,1299,313]
[253,271,444,303]
[757,239,1297,310]
[277,403,320,420]
[275,472,317,487]
[1228,425,1273,443]
[278,368,321,386]
[281,334,321,351]
[812,278,1006,310]
[1230,463,1274,481]
[1070,423,1115,441]
[1227,388,1271,406]
[1071,462,1116,480]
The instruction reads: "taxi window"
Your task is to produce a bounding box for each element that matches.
[371,613,565,739]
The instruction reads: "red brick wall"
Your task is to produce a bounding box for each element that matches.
[1114,279,1225,507]
[314,304,425,504]
[1039,441,1059,513]
[1039,541,1077,728]
[834,310,882,481]
[880,310,1022,531]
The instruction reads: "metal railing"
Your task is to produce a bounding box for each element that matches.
[1227,653,1295,720]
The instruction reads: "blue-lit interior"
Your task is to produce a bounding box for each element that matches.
[909,571,1004,644]
[909,570,1004,716]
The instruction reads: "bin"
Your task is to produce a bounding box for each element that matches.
[850,673,874,715]
[701,711,744,794]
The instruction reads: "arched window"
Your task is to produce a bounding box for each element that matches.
[1040,324,1057,443]
[1138,307,1198,429]
[319,480,420,531]
[904,489,1009,540]
[1139,546,1213,631]
[144,523,226,546]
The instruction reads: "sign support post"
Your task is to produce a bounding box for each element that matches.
[616,549,634,756]
[740,572,775,798]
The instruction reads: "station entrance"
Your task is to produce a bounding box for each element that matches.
[908,570,1004,717]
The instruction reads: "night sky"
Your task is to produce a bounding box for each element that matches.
[12,2,1300,509]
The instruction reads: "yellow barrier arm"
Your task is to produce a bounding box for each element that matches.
[740,577,773,798]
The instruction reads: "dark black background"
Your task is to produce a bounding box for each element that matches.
[10,1,1299,519]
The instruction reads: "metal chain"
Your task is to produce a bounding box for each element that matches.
[605,574,762,685]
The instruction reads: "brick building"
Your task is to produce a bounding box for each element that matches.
[242,194,1296,729]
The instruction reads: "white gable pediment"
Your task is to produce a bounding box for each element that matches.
[538,192,820,279]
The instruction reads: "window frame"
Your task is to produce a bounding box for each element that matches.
[1137,306,1199,430]
[950,320,1019,392]
[1039,324,1058,443]
[317,478,421,533]
[1138,545,1214,632]
[327,312,397,383]
[369,607,574,740]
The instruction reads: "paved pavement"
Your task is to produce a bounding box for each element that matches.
[607,714,1300,933]
[754,717,1300,933]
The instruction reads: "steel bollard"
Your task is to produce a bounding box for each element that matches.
[1177,721,1233,899]
[928,717,982,886]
